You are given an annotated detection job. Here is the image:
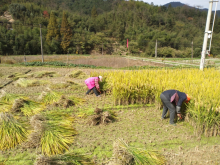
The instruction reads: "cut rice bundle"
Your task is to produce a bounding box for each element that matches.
[16,78,49,87]
[0,113,28,150]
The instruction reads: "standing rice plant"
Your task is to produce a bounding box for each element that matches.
[0,113,28,150]
[113,139,166,165]
[91,68,220,136]
[186,101,220,136]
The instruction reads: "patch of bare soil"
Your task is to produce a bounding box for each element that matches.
[1,55,166,68]
[71,55,165,68]
[75,105,220,165]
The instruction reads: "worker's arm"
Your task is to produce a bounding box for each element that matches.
[176,106,181,114]
[95,78,101,93]
[176,106,182,119]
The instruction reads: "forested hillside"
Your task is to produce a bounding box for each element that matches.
[0,0,220,57]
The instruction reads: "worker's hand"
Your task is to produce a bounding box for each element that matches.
[177,113,182,120]
[98,89,101,93]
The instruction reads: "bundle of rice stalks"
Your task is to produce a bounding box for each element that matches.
[16,78,49,87]
[0,89,6,98]
[11,98,25,112]
[0,93,22,104]
[53,95,85,108]
[30,114,46,131]
[41,129,74,156]
[35,155,51,165]
[30,71,58,78]
[39,91,62,105]
[0,93,27,113]
[23,115,46,149]
[0,102,11,112]
[68,70,88,79]
[53,96,75,108]
[112,139,166,165]
[66,80,83,90]
[7,72,28,80]
[11,98,45,116]
[112,139,134,165]
[39,111,76,156]
[87,108,117,126]
[23,131,42,149]
[45,111,76,133]
[21,100,46,116]
[50,152,95,165]
[0,113,28,150]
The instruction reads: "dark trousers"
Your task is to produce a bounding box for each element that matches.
[86,87,99,96]
[160,93,176,124]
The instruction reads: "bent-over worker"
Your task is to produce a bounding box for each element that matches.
[85,76,102,97]
[160,89,190,126]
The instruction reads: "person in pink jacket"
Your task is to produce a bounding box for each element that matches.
[85,76,103,97]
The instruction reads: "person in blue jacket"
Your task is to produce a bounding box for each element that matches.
[160,90,190,126]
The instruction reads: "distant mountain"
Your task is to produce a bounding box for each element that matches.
[164,2,220,16]
[164,2,186,8]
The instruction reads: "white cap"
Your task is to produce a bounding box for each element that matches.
[98,76,103,82]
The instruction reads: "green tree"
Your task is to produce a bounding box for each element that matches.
[91,6,98,18]
[46,12,59,44]
[60,11,72,53]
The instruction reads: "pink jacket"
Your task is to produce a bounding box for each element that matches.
[85,77,99,89]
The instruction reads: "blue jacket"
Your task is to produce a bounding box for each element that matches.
[162,90,187,107]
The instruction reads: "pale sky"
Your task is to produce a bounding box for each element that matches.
[142,0,220,10]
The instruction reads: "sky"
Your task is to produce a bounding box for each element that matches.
[142,0,220,10]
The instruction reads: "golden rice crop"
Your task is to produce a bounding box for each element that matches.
[91,68,220,135]
[0,113,28,150]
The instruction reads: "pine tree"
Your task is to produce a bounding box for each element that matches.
[46,12,59,44]
[91,6,98,18]
[60,11,72,53]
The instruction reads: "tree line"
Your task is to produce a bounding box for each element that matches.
[0,0,220,57]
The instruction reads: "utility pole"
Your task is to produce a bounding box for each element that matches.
[102,42,103,55]
[191,41,193,59]
[67,51,69,65]
[40,24,44,62]
[155,39,157,58]
[200,0,215,70]
[24,53,26,65]
[209,1,218,52]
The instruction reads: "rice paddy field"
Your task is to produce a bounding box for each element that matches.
[0,59,220,165]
